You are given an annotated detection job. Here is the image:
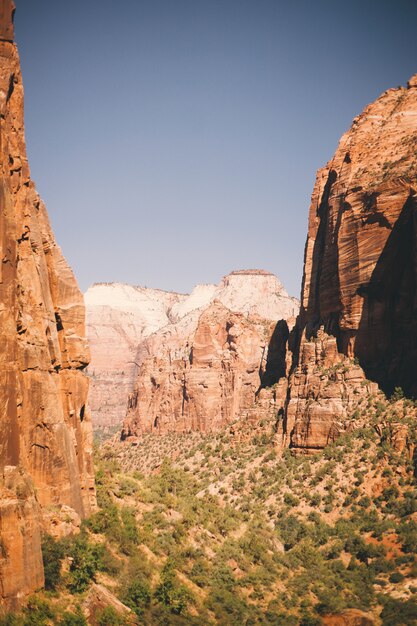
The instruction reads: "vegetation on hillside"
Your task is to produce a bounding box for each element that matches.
[2,393,417,625]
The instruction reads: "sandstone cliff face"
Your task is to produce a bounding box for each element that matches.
[0,7,95,606]
[283,74,417,452]
[277,328,378,453]
[121,271,298,437]
[85,284,187,436]
[87,271,298,436]
[301,75,417,396]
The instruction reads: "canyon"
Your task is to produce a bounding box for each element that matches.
[86,270,298,437]
[1,1,417,622]
[0,4,95,607]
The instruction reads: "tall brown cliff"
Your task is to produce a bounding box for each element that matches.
[281,74,417,452]
[0,3,95,607]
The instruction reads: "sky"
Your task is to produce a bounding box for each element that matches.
[14,0,417,297]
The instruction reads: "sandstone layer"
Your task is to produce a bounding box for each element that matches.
[282,74,417,452]
[121,271,298,438]
[87,270,298,437]
[0,6,95,607]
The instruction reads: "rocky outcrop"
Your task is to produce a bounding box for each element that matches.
[121,271,298,438]
[87,271,298,437]
[277,328,378,453]
[321,610,374,626]
[83,584,136,626]
[282,73,417,452]
[0,6,95,607]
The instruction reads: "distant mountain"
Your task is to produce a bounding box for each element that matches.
[85,271,298,437]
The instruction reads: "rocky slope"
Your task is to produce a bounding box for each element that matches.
[0,6,95,607]
[89,390,416,625]
[281,73,417,453]
[121,271,298,437]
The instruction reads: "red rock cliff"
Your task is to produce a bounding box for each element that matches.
[121,271,298,438]
[282,74,417,452]
[0,3,95,607]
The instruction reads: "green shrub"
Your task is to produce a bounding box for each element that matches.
[276,514,308,550]
[389,572,404,584]
[284,493,300,507]
[0,614,21,626]
[41,535,64,590]
[122,579,151,617]
[59,608,87,626]
[380,596,417,625]
[315,589,345,615]
[66,535,102,593]
[86,505,138,555]
[95,607,125,626]
[155,569,190,615]
[22,597,54,626]
[206,588,251,623]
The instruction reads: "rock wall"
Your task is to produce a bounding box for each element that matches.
[0,6,95,607]
[121,271,298,438]
[282,74,417,452]
[87,271,298,437]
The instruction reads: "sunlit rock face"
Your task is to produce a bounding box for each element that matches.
[120,271,298,438]
[86,271,299,437]
[0,5,95,607]
[282,74,417,453]
[85,283,188,436]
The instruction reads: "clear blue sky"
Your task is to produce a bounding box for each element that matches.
[15,0,417,297]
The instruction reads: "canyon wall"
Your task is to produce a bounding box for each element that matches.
[281,74,417,452]
[121,271,298,438]
[0,6,95,607]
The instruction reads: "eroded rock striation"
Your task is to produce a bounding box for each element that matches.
[281,73,417,452]
[121,271,298,438]
[0,6,95,607]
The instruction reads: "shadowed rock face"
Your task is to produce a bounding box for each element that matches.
[0,13,95,607]
[283,73,417,452]
[301,75,417,397]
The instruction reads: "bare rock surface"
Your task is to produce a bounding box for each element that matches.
[301,74,417,397]
[0,0,14,42]
[83,584,136,626]
[85,283,187,435]
[87,271,298,437]
[0,12,95,607]
[120,271,298,437]
[321,610,375,626]
[283,73,417,452]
